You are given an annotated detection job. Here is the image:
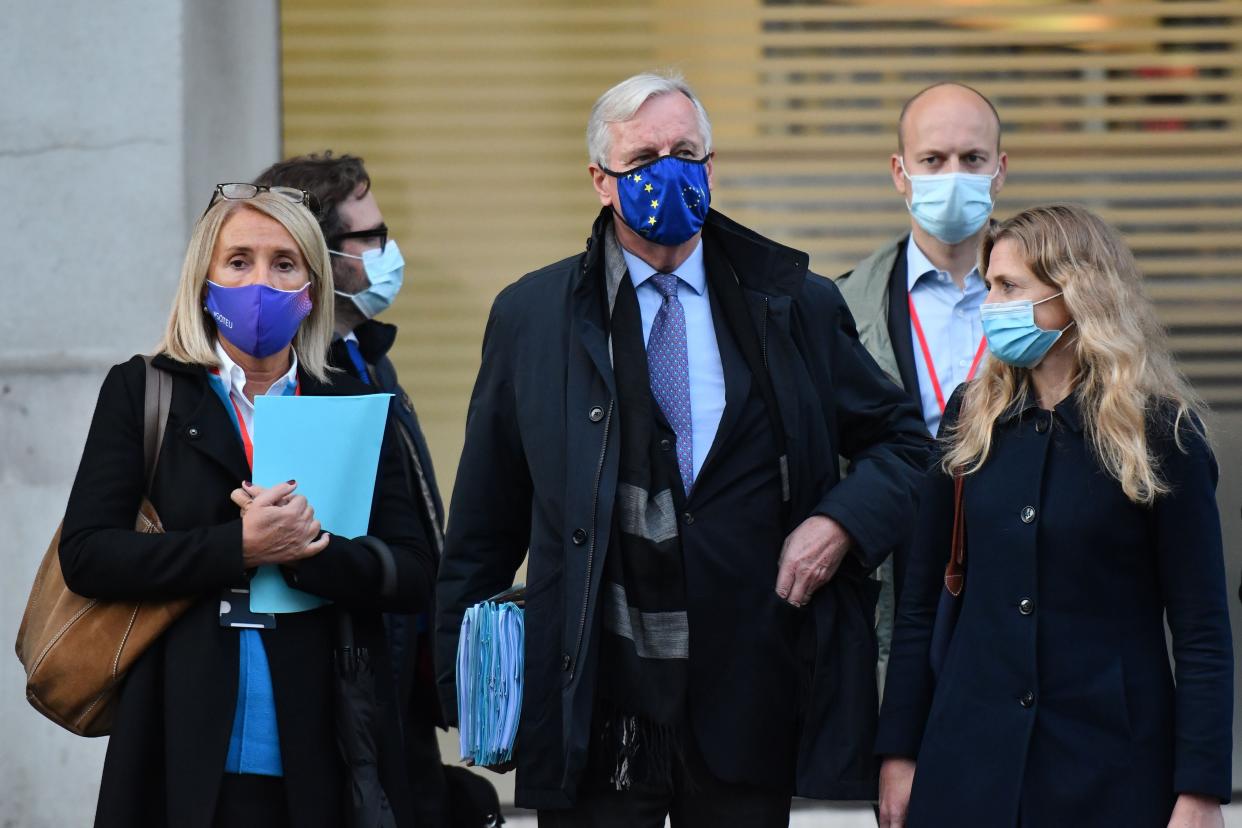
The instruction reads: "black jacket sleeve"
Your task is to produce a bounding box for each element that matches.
[808,280,932,567]
[60,359,245,600]
[1152,418,1234,801]
[434,294,534,724]
[873,389,962,759]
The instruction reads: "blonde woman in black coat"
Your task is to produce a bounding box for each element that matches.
[60,188,433,827]
[877,204,1232,828]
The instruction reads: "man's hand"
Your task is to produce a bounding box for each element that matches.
[775,514,852,606]
[878,757,916,828]
[1167,793,1224,828]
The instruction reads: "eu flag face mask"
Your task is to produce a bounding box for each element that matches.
[331,239,405,319]
[204,281,312,358]
[603,154,711,247]
[980,293,1074,368]
[900,158,999,245]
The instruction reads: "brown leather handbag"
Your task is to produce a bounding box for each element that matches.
[15,356,193,736]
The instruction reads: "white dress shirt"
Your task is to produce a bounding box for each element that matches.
[213,340,299,441]
[905,236,987,436]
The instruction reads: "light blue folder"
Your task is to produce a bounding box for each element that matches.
[250,393,392,613]
[457,588,525,766]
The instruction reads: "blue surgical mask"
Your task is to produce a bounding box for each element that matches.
[330,239,405,319]
[603,154,711,247]
[980,294,1074,368]
[900,158,999,244]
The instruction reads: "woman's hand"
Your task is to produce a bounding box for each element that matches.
[878,757,916,828]
[237,480,330,568]
[1167,793,1223,828]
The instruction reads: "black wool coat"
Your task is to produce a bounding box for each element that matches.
[877,390,1234,826]
[435,208,931,809]
[59,353,435,828]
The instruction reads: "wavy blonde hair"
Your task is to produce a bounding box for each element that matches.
[942,203,1204,505]
[159,193,335,381]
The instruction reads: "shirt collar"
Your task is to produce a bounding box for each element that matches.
[906,235,981,292]
[213,339,299,400]
[622,238,706,296]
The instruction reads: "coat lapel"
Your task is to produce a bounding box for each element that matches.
[163,362,251,484]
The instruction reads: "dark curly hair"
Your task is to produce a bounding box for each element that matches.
[253,150,371,245]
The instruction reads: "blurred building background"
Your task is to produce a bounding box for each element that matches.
[2,0,1240,823]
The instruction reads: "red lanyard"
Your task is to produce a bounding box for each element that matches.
[211,369,300,469]
[908,294,987,414]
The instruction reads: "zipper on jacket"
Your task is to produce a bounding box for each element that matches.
[568,398,614,680]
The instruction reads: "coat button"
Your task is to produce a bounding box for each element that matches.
[571,528,588,546]
[187,426,200,439]
[682,512,694,526]
[588,406,604,423]
[659,438,672,451]
[561,654,573,671]
[1019,598,1034,615]
[1035,418,1049,434]
[1019,691,1035,708]
[1020,506,1036,524]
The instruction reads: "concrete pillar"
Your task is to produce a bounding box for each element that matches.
[0,1,279,823]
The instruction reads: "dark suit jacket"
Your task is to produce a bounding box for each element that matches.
[59,353,434,828]
[877,390,1234,826]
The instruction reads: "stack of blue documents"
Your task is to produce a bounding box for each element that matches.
[457,594,525,766]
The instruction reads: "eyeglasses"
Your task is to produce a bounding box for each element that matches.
[329,224,389,253]
[202,183,319,217]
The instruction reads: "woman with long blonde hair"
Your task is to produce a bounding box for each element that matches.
[875,204,1233,827]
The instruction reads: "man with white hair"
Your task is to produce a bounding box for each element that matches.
[436,72,929,826]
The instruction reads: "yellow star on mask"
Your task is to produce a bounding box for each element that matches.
[644,183,653,193]
[647,216,657,225]
[650,199,660,208]
[633,174,643,183]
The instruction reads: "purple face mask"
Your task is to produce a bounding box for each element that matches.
[204,281,312,358]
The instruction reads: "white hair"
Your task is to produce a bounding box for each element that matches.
[586,72,713,167]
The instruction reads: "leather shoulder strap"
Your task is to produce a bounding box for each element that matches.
[141,356,173,494]
[944,474,966,597]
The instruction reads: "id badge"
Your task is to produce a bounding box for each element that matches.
[219,587,276,629]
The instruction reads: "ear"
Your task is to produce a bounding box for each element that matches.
[890,154,908,197]
[589,163,613,208]
[705,152,715,192]
[992,152,1009,196]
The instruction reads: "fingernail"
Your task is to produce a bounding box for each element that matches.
[777,588,788,598]
[287,479,296,485]
[243,480,251,488]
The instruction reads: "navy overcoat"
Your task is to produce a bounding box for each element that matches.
[436,208,931,809]
[877,389,1234,827]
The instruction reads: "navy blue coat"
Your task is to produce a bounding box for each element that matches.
[436,208,931,808]
[877,390,1234,827]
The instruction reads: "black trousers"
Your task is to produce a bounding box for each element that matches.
[537,738,791,828]
[212,773,291,828]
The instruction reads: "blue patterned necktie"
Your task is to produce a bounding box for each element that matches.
[647,273,694,494]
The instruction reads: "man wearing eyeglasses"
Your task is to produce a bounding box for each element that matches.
[252,152,476,827]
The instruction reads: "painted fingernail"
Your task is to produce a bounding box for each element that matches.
[287,479,296,485]
[243,480,251,488]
